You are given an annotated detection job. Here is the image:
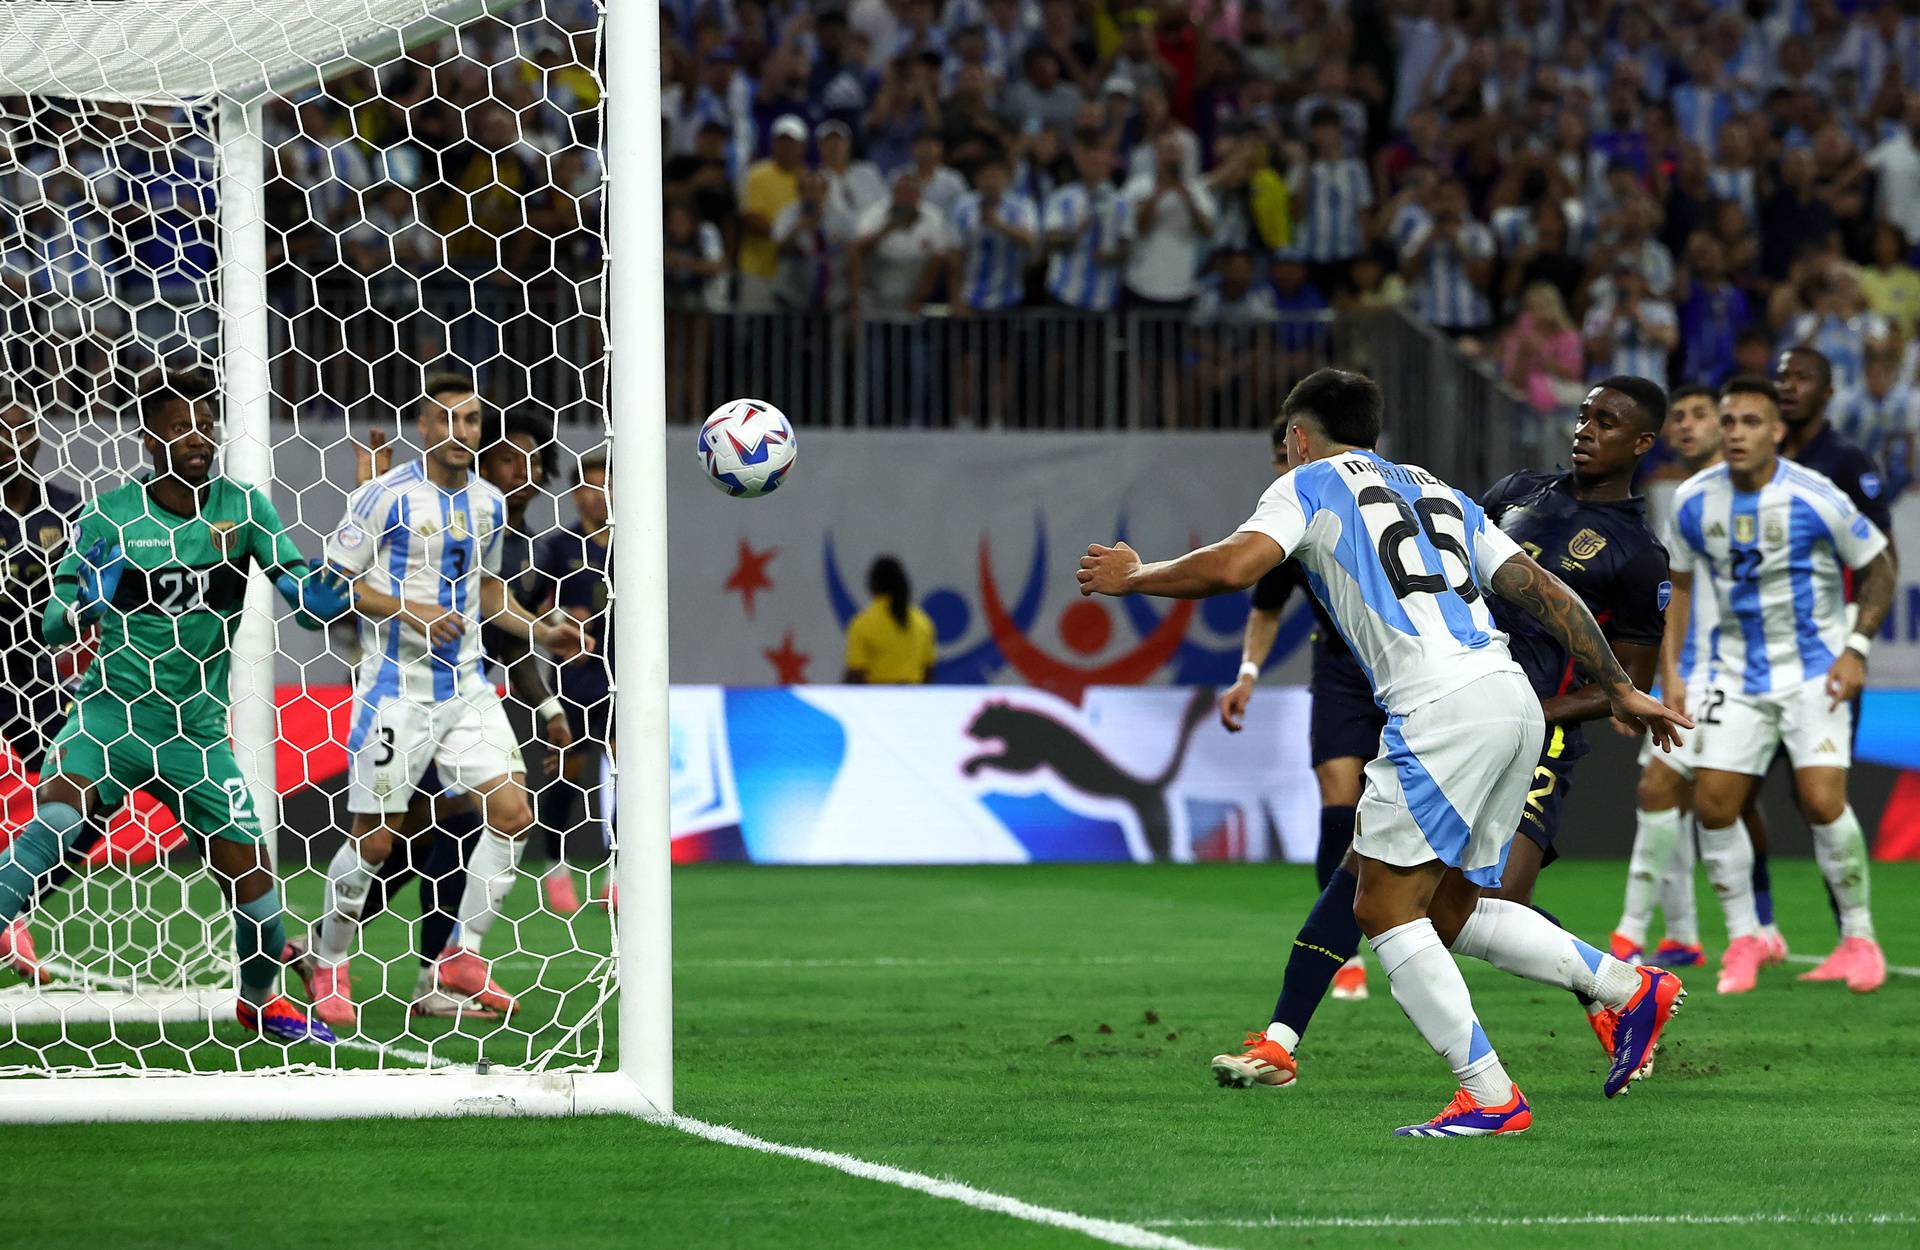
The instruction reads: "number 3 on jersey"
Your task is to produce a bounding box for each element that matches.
[1357,486,1479,602]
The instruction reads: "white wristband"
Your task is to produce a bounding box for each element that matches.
[1238,661,1260,682]
[1846,632,1873,660]
[536,697,566,723]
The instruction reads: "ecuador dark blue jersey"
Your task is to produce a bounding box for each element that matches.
[1251,560,1356,668]
[1788,420,1892,537]
[1480,471,1669,760]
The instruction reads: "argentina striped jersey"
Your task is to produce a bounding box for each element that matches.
[1043,182,1131,311]
[1299,158,1372,262]
[949,190,1036,311]
[1237,450,1527,714]
[1670,461,1889,695]
[324,459,508,705]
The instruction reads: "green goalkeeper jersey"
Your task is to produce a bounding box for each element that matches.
[48,475,309,741]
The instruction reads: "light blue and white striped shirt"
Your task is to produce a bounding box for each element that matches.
[1707,166,1758,223]
[1298,158,1373,263]
[1396,209,1494,329]
[1831,382,1920,466]
[325,460,508,704]
[1583,299,1677,391]
[1044,182,1132,312]
[1671,460,1889,694]
[1779,312,1890,393]
[949,190,1037,312]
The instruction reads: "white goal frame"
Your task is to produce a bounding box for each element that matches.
[0,0,670,1122]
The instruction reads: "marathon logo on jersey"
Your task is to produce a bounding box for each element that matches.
[1852,516,1873,540]
[208,520,240,557]
[1861,472,1882,499]
[1734,515,1756,545]
[1657,580,1672,611]
[1567,528,1608,560]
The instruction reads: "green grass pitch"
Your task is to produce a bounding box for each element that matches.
[7,860,1920,1249]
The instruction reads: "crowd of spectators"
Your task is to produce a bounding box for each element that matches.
[661,0,1920,451]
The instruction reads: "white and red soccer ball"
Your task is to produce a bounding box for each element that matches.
[698,399,796,498]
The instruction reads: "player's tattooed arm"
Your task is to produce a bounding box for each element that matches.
[1828,548,1897,709]
[1490,551,1693,749]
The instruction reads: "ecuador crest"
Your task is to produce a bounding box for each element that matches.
[1567,527,1608,560]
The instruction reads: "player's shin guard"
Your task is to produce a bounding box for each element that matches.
[419,809,482,960]
[1451,899,1641,1009]
[1811,807,1874,939]
[1269,866,1362,1049]
[1618,807,1681,946]
[1314,806,1355,890]
[1698,819,1760,939]
[317,843,381,964]
[0,801,85,923]
[454,829,525,952]
[1370,918,1511,1106]
[1660,821,1701,946]
[234,889,289,1007]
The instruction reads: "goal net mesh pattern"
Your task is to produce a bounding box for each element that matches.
[0,0,615,1082]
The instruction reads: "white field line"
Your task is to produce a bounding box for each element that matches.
[664,1115,1234,1250]
[1144,1214,1919,1231]
[1786,952,1920,977]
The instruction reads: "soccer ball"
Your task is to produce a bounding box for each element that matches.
[698,398,797,498]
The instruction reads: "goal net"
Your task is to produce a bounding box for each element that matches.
[0,0,668,1120]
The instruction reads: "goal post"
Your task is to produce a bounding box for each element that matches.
[0,0,670,1122]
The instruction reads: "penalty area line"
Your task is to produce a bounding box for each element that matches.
[1143,1214,1920,1230]
[663,1115,1236,1250]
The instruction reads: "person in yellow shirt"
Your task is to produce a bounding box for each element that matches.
[844,556,936,684]
[736,114,809,311]
[1859,223,1920,336]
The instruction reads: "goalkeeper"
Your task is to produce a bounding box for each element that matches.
[0,371,349,1044]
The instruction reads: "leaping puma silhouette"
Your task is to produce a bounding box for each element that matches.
[961,689,1214,861]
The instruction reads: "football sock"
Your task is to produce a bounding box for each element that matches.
[1698,818,1760,939]
[0,801,86,924]
[25,821,108,915]
[317,844,381,964]
[419,809,482,961]
[361,838,425,931]
[455,829,525,953]
[1452,899,1641,1010]
[1269,866,1362,1046]
[1810,807,1875,940]
[1617,806,1681,946]
[233,889,288,1008]
[1660,821,1700,947]
[1313,805,1355,890]
[1370,918,1511,1106]
[1751,848,1774,927]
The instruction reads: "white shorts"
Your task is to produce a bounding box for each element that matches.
[1691,674,1852,778]
[1353,670,1545,889]
[347,687,527,815]
[1637,683,1708,782]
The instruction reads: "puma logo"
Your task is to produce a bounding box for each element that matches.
[961,690,1213,861]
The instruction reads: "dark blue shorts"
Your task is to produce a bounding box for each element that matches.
[1309,648,1386,767]
[1517,724,1581,865]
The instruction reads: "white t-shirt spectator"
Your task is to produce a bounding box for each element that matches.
[824,161,889,233]
[1125,129,1202,186]
[1121,174,1217,303]
[1583,298,1677,391]
[1868,130,1920,247]
[854,199,952,315]
[892,163,969,218]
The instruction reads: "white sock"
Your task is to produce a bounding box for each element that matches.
[1660,820,1700,947]
[317,844,381,963]
[1451,899,1642,1010]
[1618,807,1681,945]
[1264,1021,1301,1051]
[1370,918,1511,1106]
[455,831,526,953]
[1811,807,1875,940]
[1697,818,1760,939]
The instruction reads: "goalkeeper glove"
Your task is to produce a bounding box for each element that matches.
[276,566,353,622]
[75,538,125,622]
